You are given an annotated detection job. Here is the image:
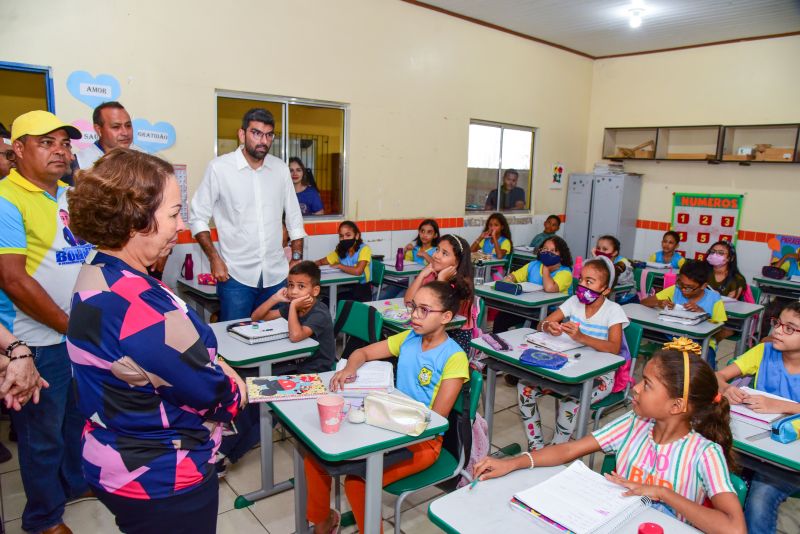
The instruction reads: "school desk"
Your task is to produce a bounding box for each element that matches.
[428,464,700,533]
[621,303,723,361]
[475,283,570,326]
[176,278,219,322]
[366,297,467,334]
[473,257,507,282]
[210,320,319,507]
[471,328,624,444]
[382,260,426,284]
[271,371,449,534]
[732,416,800,487]
[753,275,800,303]
[723,300,765,356]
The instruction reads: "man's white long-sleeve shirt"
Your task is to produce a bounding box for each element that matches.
[189,148,306,288]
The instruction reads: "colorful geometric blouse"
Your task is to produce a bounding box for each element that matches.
[67,252,240,499]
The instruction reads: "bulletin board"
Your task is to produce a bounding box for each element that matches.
[670,193,743,261]
[768,235,800,263]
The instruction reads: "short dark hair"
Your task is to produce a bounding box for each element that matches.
[69,148,174,249]
[241,108,275,131]
[664,230,681,243]
[93,101,126,126]
[0,122,10,139]
[503,169,519,179]
[545,214,561,227]
[583,258,614,288]
[679,260,711,285]
[289,260,321,286]
[598,234,621,253]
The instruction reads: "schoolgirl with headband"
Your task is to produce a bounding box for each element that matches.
[515,257,632,449]
[473,338,745,533]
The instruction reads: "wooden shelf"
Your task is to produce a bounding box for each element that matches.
[603,123,800,164]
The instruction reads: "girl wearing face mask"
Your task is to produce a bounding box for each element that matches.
[705,241,746,300]
[316,220,373,302]
[517,257,632,450]
[594,234,635,302]
[491,237,574,337]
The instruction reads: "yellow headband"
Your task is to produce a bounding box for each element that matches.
[663,337,702,413]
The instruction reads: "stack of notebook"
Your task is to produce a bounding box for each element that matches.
[729,387,789,430]
[227,318,290,344]
[334,360,394,397]
[658,306,709,326]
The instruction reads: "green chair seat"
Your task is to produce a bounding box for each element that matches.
[591,391,625,410]
[383,450,458,495]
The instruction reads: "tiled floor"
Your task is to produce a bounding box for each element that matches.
[2,340,799,533]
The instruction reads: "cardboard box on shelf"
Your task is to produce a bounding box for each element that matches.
[722,154,755,161]
[754,147,794,162]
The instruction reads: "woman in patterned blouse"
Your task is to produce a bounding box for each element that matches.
[67,149,246,534]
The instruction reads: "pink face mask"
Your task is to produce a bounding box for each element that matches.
[707,252,727,267]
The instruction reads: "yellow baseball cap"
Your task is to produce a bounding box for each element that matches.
[11,110,81,142]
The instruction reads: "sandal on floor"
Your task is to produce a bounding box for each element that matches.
[329,510,341,534]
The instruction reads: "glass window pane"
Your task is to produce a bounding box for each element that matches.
[216,97,283,157]
[287,104,344,216]
[500,128,533,212]
[465,124,502,211]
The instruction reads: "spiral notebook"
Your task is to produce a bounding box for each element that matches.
[227,318,289,344]
[510,461,650,534]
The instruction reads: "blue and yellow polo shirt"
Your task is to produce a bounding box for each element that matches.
[0,169,91,345]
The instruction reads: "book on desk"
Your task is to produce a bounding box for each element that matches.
[658,306,709,326]
[227,318,290,344]
[730,387,790,430]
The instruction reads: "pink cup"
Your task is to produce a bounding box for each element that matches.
[317,394,346,434]
[638,523,664,534]
[663,272,677,288]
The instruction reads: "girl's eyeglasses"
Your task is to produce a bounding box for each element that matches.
[770,317,799,336]
[406,301,446,320]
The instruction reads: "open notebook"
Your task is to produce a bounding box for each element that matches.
[511,460,650,534]
[730,387,789,430]
[526,331,584,352]
[227,318,289,344]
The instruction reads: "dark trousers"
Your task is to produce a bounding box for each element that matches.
[93,474,219,534]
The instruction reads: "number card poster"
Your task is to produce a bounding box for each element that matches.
[670,193,743,261]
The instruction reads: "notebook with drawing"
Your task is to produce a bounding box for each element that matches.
[510,461,651,534]
[729,387,788,429]
[226,318,290,344]
[525,331,584,352]
[246,374,328,403]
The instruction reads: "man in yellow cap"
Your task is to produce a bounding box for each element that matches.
[0,110,90,534]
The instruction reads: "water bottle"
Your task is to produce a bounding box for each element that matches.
[181,253,194,280]
[573,256,583,279]
[395,248,404,271]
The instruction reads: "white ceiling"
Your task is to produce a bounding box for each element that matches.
[412,0,800,57]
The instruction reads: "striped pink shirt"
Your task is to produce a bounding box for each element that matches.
[593,411,735,522]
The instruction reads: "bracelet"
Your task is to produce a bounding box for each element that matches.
[7,352,33,362]
[4,340,27,356]
[523,451,535,469]
[538,321,549,332]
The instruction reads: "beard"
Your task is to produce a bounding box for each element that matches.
[244,140,269,161]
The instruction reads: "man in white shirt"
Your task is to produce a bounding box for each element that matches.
[75,101,142,170]
[189,108,306,320]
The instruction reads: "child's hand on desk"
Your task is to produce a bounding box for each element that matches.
[722,385,746,405]
[330,368,358,392]
[437,265,457,282]
[604,472,665,501]
[658,299,674,310]
[683,301,702,313]
[742,393,783,414]
[542,321,563,336]
[473,456,516,481]
[560,322,581,339]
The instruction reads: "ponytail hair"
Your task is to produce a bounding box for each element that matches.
[651,349,737,471]
[438,234,474,313]
[424,279,472,316]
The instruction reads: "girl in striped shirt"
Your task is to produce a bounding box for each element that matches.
[474,349,745,533]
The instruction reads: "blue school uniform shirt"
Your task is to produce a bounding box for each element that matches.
[651,250,685,269]
[734,342,800,402]
[387,330,469,408]
[406,245,436,264]
[657,285,727,322]
[480,236,510,258]
[326,243,372,284]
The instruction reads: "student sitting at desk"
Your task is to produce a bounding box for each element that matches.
[529,214,560,251]
[405,218,439,265]
[716,300,800,534]
[491,236,573,336]
[470,212,512,260]
[594,234,635,303]
[474,347,746,534]
[217,261,337,476]
[641,260,727,368]
[705,241,747,300]
[316,220,373,302]
[649,230,686,269]
[518,257,630,450]
[405,234,475,351]
[309,281,470,534]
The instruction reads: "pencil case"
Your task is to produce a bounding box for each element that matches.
[481,333,510,351]
[519,349,568,370]
[494,281,522,295]
[364,392,431,437]
[772,413,800,444]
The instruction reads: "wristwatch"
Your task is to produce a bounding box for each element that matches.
[292,251,303,261]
